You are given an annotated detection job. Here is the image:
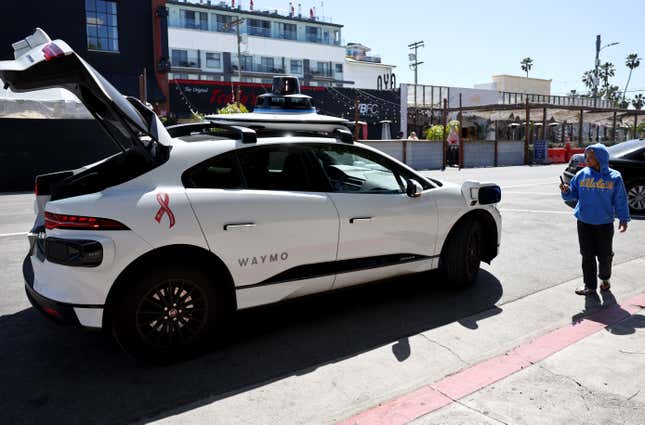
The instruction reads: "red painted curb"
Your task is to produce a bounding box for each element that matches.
[337,293,645,425]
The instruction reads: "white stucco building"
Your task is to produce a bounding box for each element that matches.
[166,1,395,89]
[167,0,348,86]
[343,43,396,90]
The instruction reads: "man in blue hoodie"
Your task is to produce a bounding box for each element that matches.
[560,143,631,295]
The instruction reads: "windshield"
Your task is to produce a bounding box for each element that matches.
[607,139,644,157]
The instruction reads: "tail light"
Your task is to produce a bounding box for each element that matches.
[41,43,64,61]
[45,212,129,231]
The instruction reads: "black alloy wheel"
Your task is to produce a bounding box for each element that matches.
[627,182,645,213]
[135,279,208,348]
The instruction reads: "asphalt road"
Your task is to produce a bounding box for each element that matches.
[0,164,643,425]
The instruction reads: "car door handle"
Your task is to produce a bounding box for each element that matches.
[349,217,372,223]
[223,222,256,231]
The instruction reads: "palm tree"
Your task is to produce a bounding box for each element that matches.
[582,70,595,93]
[520,57,533,78]
[598,62,615,92]
[623,53,641,100]
[633,93,644,110]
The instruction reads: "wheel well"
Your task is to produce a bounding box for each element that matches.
[442,209,498,264]
[102,245,236,330]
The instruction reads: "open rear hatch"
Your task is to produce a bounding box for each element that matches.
[0,29,171,212]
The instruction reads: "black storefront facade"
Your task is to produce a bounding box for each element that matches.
[169,80,401,140]
[0,0,166,192]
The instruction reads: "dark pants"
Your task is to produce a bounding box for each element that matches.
[577,221,614,289]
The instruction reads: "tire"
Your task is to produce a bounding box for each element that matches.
[439,219,483,288]
[626,181,645,214]
[111,264,224,363]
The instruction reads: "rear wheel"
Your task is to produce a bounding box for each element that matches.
[439,219,483,288]
[111,265,223,363]
[626,181,645,214]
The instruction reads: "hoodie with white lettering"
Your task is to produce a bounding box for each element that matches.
[561,143,630,225]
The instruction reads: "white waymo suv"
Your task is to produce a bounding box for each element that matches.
[4,30,502,361]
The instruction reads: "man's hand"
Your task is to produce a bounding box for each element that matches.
[560,183,570,193]
[619,221,628,233]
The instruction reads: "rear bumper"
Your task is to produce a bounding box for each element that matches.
[23,255,103,327]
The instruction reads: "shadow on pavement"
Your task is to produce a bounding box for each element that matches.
[571,290,645,336]
[0,270,503,425]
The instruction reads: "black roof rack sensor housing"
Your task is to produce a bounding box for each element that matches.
[166,121,257,144]
[334,128,354,144]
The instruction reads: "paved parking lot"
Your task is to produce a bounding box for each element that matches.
[0,164,643,425]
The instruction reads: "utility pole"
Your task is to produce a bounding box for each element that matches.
[224,18,245,108]
[593,35,600,108]
[593,35,619,108]
[408,40,424,135]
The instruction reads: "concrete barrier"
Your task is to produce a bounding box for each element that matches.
[497,141,525,166]
[363,140,404,162]
[463,141,496,168]
[407,142,443,170]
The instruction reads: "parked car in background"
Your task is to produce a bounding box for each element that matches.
[562,139,645,214]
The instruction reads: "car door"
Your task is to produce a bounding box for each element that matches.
[307,143,439,290]
[184,144,340,308]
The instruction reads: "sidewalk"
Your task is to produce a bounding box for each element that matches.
[145,257,645,425]
[342,291,645,425]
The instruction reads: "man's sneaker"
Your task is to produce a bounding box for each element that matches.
[575,286,596,296]
[600,280,611,291]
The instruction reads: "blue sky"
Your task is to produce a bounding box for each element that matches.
[251,0,645,98]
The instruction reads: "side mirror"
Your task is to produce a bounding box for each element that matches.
[406,179,423,198]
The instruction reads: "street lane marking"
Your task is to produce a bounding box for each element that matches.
[337,292,645,425]
[504,191,562,196]
[501,181,557,189]
[0,232,27,238]
[499,208,570,215]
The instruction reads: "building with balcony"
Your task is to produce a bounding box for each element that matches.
[166,0,349,87]
[344,43,396,90]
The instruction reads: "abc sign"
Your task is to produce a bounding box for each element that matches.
[376,73,396,91]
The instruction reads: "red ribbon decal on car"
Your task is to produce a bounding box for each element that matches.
[155,192,176,229]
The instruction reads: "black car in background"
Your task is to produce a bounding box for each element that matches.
[562,139,645,214]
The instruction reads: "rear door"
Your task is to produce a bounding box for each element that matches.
[184,144,340,307]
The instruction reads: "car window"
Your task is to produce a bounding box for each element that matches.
[236,145,313,191]
[311,145,406,194]
[183,152,244,189]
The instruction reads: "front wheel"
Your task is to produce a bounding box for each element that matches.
[439,219,482,288]
[626,181,645,214]
[111,266,222,363]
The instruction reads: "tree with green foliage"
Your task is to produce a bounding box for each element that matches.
[623,53,641,101]
[633,94,644,110]
[520,57,533,78]
[218,102,249,114]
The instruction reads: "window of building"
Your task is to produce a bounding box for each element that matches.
[205,52,222,69]
[290,59,303,75]
[260,57,275,73]
[181,9,208,30]
[213,13,233,32]
[239,55,253,71]
[335,64,343,74]
[171,49,200,68]
[305,26,321,43]
[247,19,271,37]
[280,23,297,40]
[85,0,119,52]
